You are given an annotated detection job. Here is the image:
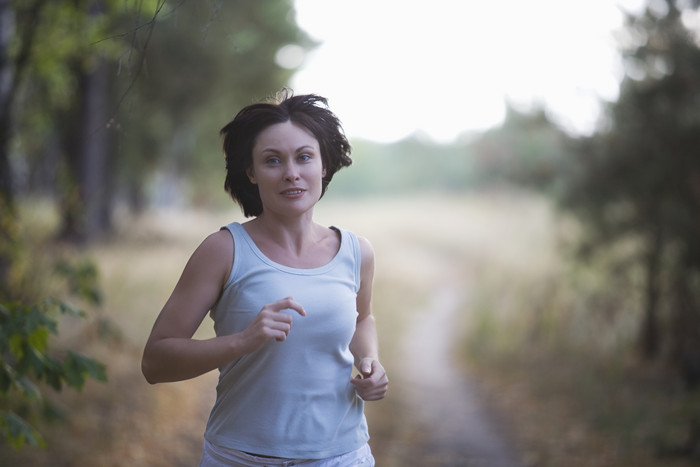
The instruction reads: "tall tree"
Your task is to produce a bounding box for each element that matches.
[117,0,314,210]
[562,0,700,386]
[0,0,46,293]
[5,0,314,242]
[54,0,118,242]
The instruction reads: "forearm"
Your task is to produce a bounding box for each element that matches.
[141,334,242,384]
[349,314,379,368]
[349,314,388,400]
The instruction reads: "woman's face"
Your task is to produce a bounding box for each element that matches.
[248,121,326,218]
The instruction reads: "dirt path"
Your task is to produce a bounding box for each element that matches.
[395,282,521,466]
[364,223,522,467]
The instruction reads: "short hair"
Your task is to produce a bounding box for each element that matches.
[221,90,352,217]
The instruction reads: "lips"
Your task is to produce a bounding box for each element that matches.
[281,188,305,196]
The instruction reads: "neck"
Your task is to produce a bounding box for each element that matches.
[249,210,320,254]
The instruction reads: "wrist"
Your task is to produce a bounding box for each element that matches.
[225,333,247,360]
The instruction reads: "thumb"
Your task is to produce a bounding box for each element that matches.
[361,360,373,377]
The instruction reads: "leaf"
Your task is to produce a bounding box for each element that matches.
[29,304,58,335]
[53,258,103,306]
[14,377,41,402]
[0,363,15,394]
[27,327,50,354]
[63,351,107,390]
[55,300,86,318]
[41,354,64,391]
[8,334,24,360]
[0,411,46,449]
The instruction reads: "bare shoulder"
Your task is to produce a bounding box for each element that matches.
[196,229,234,258]
[186,229,234,284]
[203,228,235,249]
[357,235,375,263]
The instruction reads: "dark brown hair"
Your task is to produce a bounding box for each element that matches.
[221,90,352,217]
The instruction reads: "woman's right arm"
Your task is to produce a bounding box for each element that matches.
[141,229,306,384]
[141,229,238,384]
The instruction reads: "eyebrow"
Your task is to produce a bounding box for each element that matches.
[260,145,316,154]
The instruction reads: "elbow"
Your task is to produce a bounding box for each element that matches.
[141,353,160,385]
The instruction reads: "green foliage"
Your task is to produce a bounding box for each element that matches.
[470,105,575,196]
[114,0,316,208]
[326,136,478,197]
[564,1,700,248]
[54,258,103,307]
[558,1,700,387]
[0,258,107,449]
[9,0,314,234]
[15,0,132,152]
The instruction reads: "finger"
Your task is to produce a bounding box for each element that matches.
[260,311,293,325]
[272,318,293,334]
[360,359,381,377]
[350,371,388,390]
[272,297,306,316]
[258,316,292,340]
[362,392,387,402]
[350,383,387,402]
[349,377,364,388]
[272,325,291,342]
[349,375,373,388]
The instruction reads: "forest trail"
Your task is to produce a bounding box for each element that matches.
[392,283,521,466]
[360,215,523,467]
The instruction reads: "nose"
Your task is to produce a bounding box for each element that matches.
[284,161,300,181]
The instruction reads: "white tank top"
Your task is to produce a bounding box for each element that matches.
[203,222,369,459]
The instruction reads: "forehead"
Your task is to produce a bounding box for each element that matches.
[253,121,319,152]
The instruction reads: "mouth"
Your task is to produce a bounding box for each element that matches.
[281,189,305,196]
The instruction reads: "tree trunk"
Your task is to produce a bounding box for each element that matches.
[0,0,38,297]
[58,56,113,244]
[0,0,44,206]
[58,66,87,243]
[81,55,112,241]
[671,258,700,389]
[0,0,16,208]
[639,224,663,359]
[58,0,114,244]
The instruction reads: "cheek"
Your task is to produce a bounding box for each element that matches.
[312,167,325,188]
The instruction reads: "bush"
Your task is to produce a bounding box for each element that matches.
[0,258,107,449]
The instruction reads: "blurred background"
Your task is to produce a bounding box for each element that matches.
[1,0,700,465]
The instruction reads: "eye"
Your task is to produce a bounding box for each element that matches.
[265,156,281,165]
[298,153,312,162]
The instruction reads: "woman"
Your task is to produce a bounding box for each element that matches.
[141,91,388,466]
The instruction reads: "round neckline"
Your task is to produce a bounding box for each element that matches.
[234,222,342,275]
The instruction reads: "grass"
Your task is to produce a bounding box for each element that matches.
[450,194,700,467]
[465,348,700,467]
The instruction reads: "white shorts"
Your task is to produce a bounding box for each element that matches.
[200,440,375,467]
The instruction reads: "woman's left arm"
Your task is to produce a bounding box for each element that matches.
[349,236,389,401]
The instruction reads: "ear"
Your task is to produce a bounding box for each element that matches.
[322,167,327,178]
[246,167,257,184]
